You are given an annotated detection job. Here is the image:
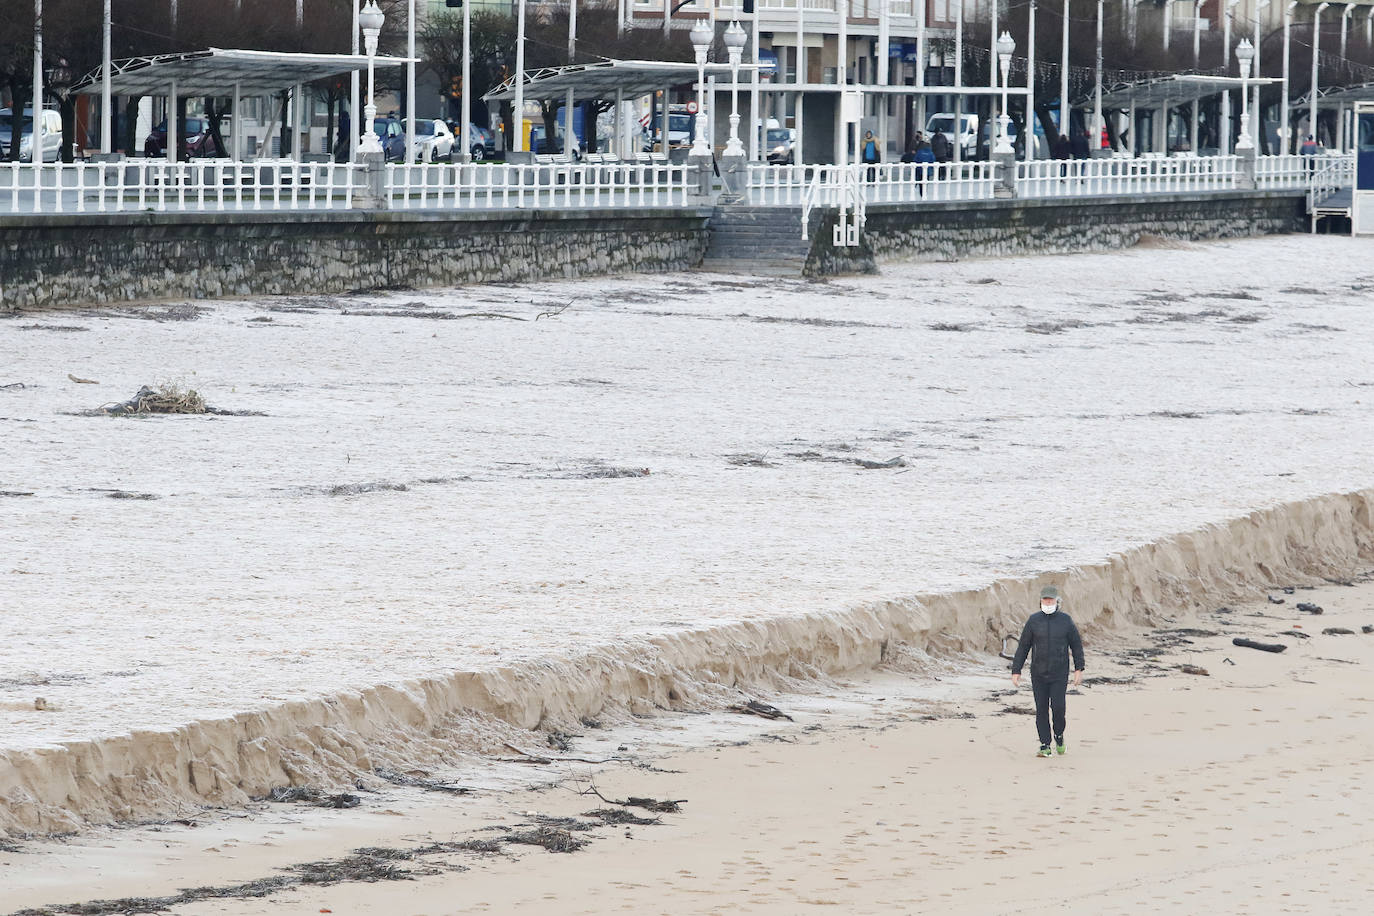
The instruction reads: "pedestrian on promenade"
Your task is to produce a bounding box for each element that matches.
[1010,585,1085,758]
[931,130,951,163]
[862,130,881,181]
[907,131,935,196]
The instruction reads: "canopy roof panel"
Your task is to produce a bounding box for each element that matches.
[1084,74,1280,109]
[1296,82,1374,109]
[483,60,754,103]
[72,48,411,97]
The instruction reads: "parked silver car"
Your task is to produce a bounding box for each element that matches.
[0,108,63,162]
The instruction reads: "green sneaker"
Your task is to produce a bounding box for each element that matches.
[1055,735,1066,755]
[1036,745,1053,758]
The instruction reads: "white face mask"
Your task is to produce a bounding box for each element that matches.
[1041,601,1058,615]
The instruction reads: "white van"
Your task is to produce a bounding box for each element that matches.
[924,112,978,158]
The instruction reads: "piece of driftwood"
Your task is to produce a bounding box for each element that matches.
[579,784,686,813]
[1232,637,1287,654]
[500,743,613,765]
[1322,627,1356,636]
[1177,664,1210,676]
[727,699,794,721]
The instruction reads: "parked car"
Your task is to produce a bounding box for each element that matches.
[0,108,62,162]
[143,116,228,158]
[466,122,496,161]
[409,118,454,162]
[373,117,407,162]
[765,127,795,164]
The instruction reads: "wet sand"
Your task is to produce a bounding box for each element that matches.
[6,578,1373,915]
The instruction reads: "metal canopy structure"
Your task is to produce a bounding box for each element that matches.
[1083,74,1280,109]
[483,60,754,103]
[1296,82,1374,109]
[71,48,411,97]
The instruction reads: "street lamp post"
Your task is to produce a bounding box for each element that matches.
[1254,0,1270,154]
[996,32,1016,154]
[724,21,746,156]
[358,0,385,154]
[1235,38,1255,151]
[690,19,713,159]
[101,0,111,155]
[1192,0,1203,152]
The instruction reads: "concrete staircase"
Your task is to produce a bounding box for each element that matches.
[701,204,815,275]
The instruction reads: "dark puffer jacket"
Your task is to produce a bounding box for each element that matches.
[1010,611,1085,678]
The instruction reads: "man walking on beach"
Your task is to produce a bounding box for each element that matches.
[1010,586,1085,758]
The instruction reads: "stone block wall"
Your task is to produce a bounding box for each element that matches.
[809,190,1307,275]
[0,208,713,311]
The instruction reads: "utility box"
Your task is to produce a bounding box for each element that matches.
[840,91,863,124]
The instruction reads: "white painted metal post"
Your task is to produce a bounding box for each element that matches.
[916,0,926,137]
[838,0,849,166]
[516,0,526,152]
[233,82,242,161]
[797,0,805,162]
[1282,2,1294,153]
[461,0,471,162]
[351,1,360,162]
[1028,0,1037,161]
[407,0,416,163]
[33,0,43,165]
[663,0,671,39]
[1060,0,1069,140]
[1192,0,1202,151]
[292,83,302,161]
[167,80,176,164]
[615,87,624,157]
[1312,3,1329,148]
[1095,0,1104,153]
[567,0,578,161]
[880,0,891,159]
[954,0,963,164]
[1254,0,1270,153]
[750,2,761,161]
[1222,0,1236,155]
[991,0,999,90]
[1341,3,1352,60]
[1164,0,1174,50]
[101,0,111,154]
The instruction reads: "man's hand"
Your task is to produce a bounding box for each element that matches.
[1011,673,1021,688]
[1072,669,1083,687]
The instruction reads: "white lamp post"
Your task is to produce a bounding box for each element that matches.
[723,20,746,156]
[690,19,713,158]
[1060,0,1069,140]
[1235,37,1255,151]
[32,0,43,165]
[358,0,385,154]
[996,31,1016,154]
[1222,0,1239,155]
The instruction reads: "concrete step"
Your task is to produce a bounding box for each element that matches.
[698,257,806,277]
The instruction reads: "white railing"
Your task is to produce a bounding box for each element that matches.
[862,162,999,203]
[748,161,997,208]
[1308,155,1354,213]
[1254,153,1353,191]
[0,160,358,214]
[385,161,692,210]
[1016,155,1240,198]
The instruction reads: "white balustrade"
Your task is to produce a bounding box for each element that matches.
[385,161,692,210]
[0,159,357,215]
[748,161,997,207]
[1016,156,1241,198]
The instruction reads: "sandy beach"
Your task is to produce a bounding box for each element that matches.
[5,577,1373,915]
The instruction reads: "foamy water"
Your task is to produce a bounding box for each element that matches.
[2,235,1373,754]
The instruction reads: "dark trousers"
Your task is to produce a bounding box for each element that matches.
[1031,674,1068,746]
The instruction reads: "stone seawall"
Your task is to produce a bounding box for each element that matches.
[807,190,1307,275]
[0,208,714,311]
